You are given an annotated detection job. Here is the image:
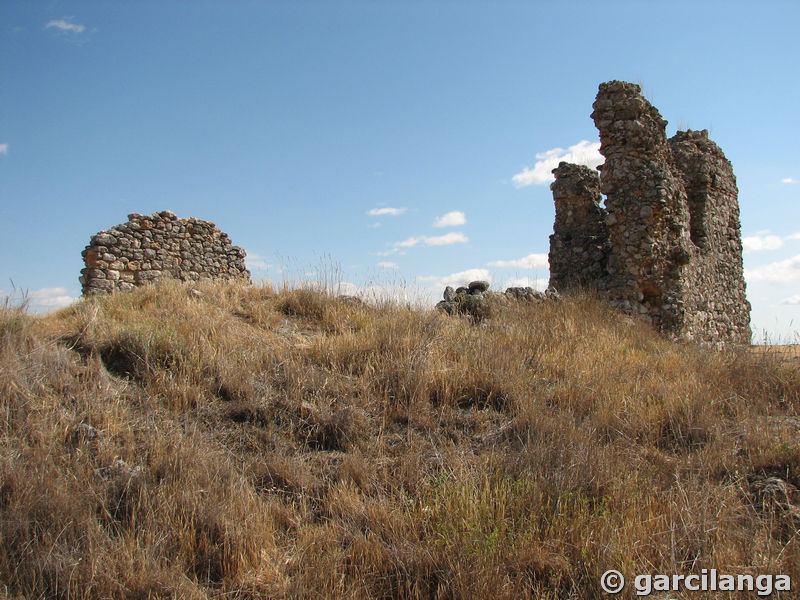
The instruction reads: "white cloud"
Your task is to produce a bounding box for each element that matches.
[28,287,76,308]
[781,178,797,184]
[781,294,800,305]
[743,234,784,252]
[2,287,78,311]
[0,143,7,156]
[368,207,406,216]
[394,232,468,248]
[418,268,491,290]
[512,140,603,187]
[245,252,272,273]
[745,254,800,283]
[377,261,398,269]
[488,253,549,269]
[45,17,85,33]
[333,281,360,296]
[741,231,800,252]
[426,233,468,246]
[376,248,402,257]
[433,211,466,228]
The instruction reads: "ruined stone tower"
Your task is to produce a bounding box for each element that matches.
[548,81,751,345]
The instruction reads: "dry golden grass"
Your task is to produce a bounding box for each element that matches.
[1,280,799,599]
[751,344,800,367]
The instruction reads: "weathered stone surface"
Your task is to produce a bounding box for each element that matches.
[437,281,558,320]
[437,280,492,319]
[80,211,250,295]
[72,422,101,444]
[505,287,546,302]
[468,280,490,294]
[549,162,610,292]
[547,81,750,345]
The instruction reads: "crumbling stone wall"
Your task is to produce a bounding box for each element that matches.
[80,210,250,295]
[547,81,750,345]
[669,130,750,343]
[549,163,610,292]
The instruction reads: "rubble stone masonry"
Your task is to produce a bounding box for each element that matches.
[548,81,750,345]
[80,210,250,295]
[549,163,610,292]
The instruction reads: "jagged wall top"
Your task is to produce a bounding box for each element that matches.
[548,163,610,292]
[591,81,669,158]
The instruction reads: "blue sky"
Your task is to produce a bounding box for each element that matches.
[1,1,799,342]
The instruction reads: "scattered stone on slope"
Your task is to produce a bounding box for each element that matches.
[436,281,560,320]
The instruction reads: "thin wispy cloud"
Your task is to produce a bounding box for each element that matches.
[0,143,8,156]
[421,232,468,246]
[377,261,398,269]
[433,211,466,228]
[488,253,549,269]
[45,17,85,34]
[781,294,800,305]
[368,207,406,216]
[745,254,800,283]
[512,140,603,187]
[244,251,272,273]
[394,232,468,248]
[781,178,797,184]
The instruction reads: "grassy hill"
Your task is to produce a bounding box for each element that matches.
[1,280,798,599]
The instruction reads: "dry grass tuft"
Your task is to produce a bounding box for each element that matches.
[1,279,798,598]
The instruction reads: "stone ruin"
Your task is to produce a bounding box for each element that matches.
[80,210,250,295]
[548,80,750,344]
[437,280,561,320]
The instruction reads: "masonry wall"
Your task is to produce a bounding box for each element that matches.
[670,130,751,343]
[549,162,610,292]
[548,81,751,345]
[80,210,250,295]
